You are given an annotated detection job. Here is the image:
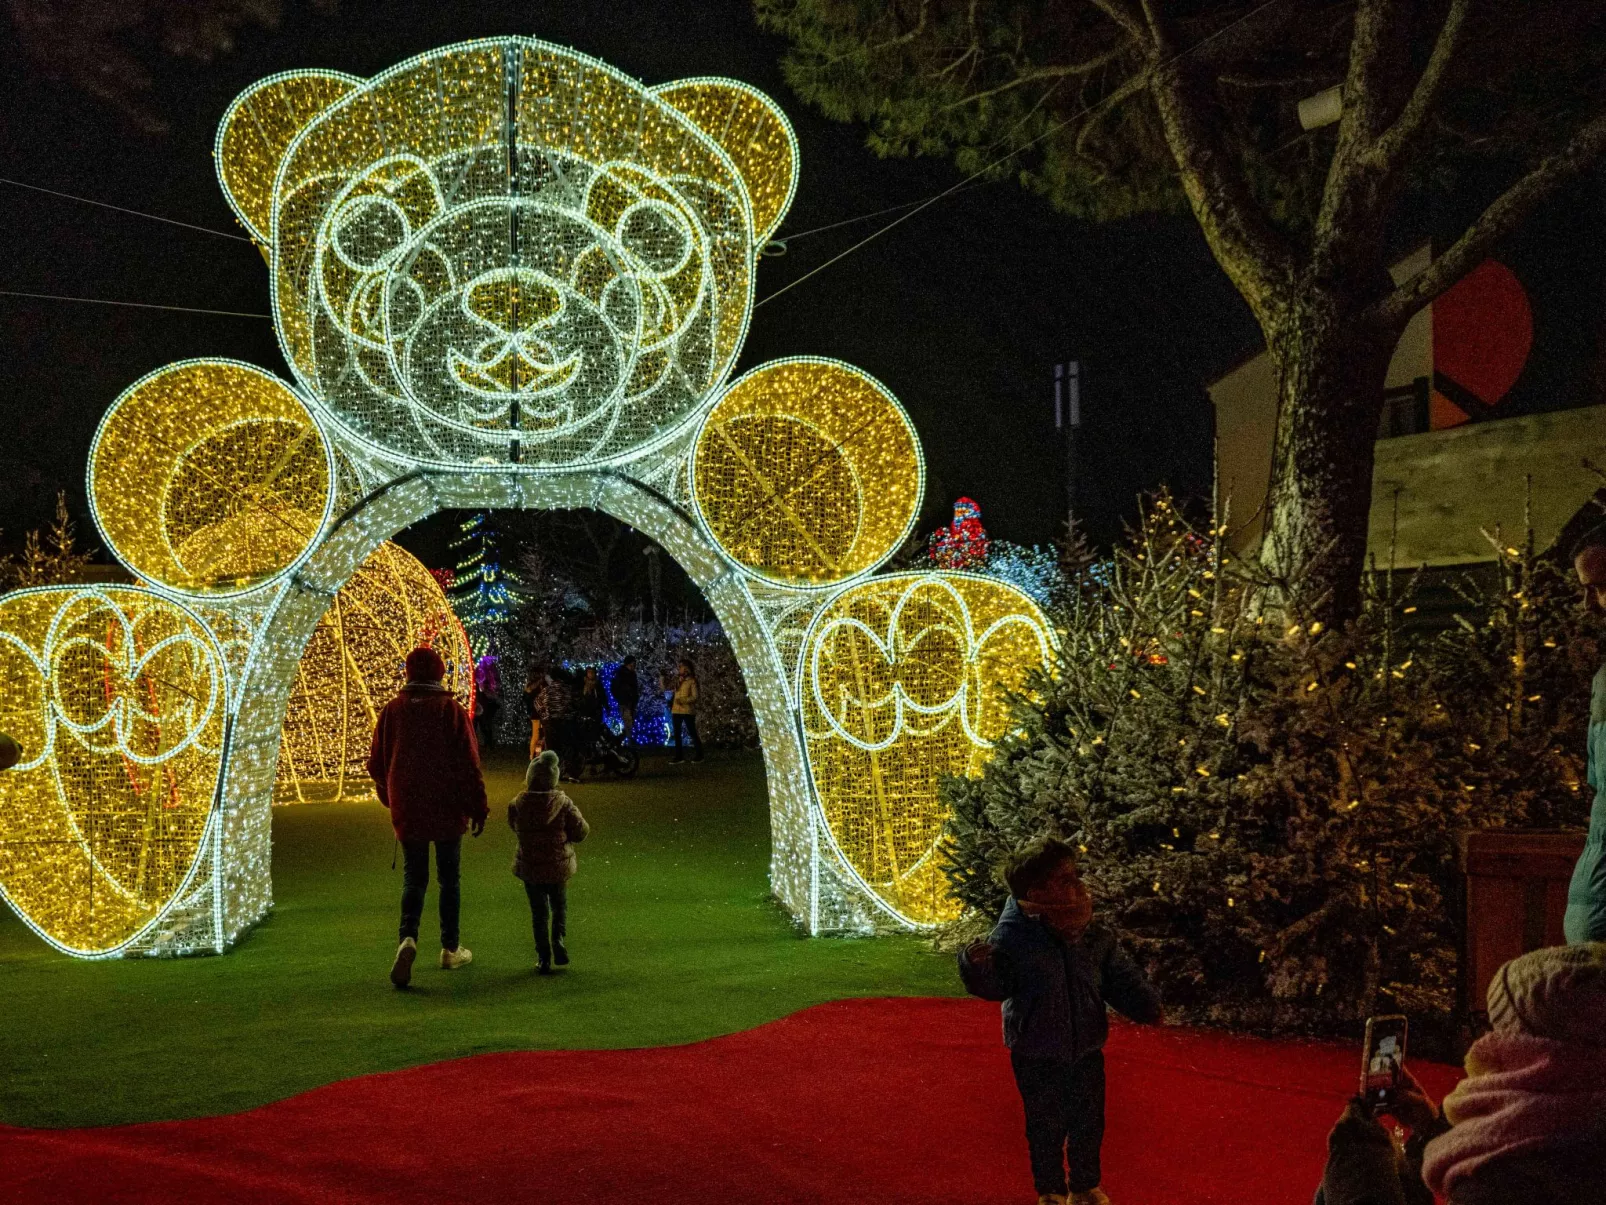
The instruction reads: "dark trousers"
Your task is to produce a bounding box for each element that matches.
[670,713,701,758]
[523,880,567,961]
[399,838,462,951]
[1010,1049,1106,1195]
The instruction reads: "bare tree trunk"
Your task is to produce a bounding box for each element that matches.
[1260,292,1398,623]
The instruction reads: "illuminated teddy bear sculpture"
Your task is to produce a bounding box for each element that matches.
[0,39,1052,958]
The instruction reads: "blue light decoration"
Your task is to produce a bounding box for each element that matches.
[449,512,524,658]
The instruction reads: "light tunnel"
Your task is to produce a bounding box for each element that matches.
[0,38,1053,958]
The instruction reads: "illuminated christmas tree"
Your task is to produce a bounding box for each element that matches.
[448,512,525,658]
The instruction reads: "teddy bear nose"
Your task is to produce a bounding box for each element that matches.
[465,275,563,334]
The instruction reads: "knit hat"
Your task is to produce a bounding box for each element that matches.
[404,646,446,683]
[526,749,560,791]
[1486,942,1606,1046]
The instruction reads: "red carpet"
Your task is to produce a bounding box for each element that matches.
[0,997,1461,1205]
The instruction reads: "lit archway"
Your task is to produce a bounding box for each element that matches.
[0,40,1052,957]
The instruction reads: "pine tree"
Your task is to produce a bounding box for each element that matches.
[2,492,96,589]
[942,493,1593,1033]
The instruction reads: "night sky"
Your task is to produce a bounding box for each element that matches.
[0,0,1598,565]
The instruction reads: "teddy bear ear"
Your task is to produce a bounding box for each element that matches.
[215,69,362,244]
[652,78,798,244]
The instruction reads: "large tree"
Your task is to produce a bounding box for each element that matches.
[756,0,1606,622]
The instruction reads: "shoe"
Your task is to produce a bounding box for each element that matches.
[440,945,473,970]
[669,756,683,764]
[1069,1190,1111,1205]
[390,937,417,988]
[538,958,553,975]
[553,939,569,966]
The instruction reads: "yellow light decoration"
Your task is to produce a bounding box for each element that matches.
[211,40,798,469]
[692,358,923,589]
[0,587,226,956]
[0,39,1060,959]
[799,574,1054,926]
[88,360,333,597]
[653,78,798,242]
[276,542,473,803]
[215,70,361,244]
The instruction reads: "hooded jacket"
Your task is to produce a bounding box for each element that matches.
[508,755,590,884]
[958,897,1162,1061]
[366,682,488,843]
[1314,942,1606,1205]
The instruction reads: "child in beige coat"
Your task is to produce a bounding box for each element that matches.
[507,750,589,974]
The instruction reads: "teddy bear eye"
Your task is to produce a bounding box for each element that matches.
[617,200,693,277]
[331,194,411,272]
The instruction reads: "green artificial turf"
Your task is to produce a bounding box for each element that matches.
[0,752,960,1128]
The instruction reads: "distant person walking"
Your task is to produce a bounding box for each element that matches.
[523,665,549,758]
[544,663,581,782]
[577,666,606,750]
[368,646,488,988]
[1568,527,1606,944]
[508,749,590,975]
[474,655,503,752]
[664,658,703,764]
[612,655,640,743]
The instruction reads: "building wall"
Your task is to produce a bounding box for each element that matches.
[1368,404,1606,567]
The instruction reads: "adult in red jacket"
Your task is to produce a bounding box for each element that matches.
[367,646,488,988]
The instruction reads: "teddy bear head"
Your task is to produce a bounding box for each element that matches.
[216,39,797,469]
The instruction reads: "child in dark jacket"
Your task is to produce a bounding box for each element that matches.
[508,750,590,974]
[958,837,1163,1205]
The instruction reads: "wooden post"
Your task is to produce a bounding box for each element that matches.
[1457,829,1585,1033]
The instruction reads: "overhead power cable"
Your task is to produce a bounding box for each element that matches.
[755,0,1293,309]
[0,176,252,242]
[0,290,269,319]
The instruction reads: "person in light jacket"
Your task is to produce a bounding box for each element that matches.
[665,657,702,763]
[1567,527,1606,943]
[508,750,590,975]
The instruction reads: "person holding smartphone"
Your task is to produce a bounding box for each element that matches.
[1313,942,1606,1205]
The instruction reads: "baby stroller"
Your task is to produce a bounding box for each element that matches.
[564,719,640,781]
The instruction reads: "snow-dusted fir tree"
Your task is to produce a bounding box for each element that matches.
[942,494,1593,1033]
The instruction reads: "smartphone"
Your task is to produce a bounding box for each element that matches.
[1360,1014,1408,1110]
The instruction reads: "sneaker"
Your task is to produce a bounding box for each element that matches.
[390,937,417,988]
[1069,1190,1111,1205]
[553,939,569,966]
[537,957,553,975]
[440,945,473,970]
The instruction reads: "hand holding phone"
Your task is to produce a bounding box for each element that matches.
[1360,1014,1408,1112]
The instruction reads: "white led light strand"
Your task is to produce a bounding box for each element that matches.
[0,40,1051,958]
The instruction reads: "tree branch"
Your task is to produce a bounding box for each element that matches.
[1076,67,1153,160]
[1313,0,1414,280]
[1372,0,1473,168]
[1087,0,1148,45]
[1144,7,1297,326]
[1186,0,1309,69]
[1370,108,1606,328]
[938,51,1128,113]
